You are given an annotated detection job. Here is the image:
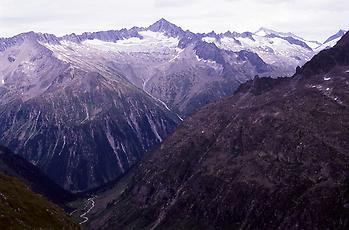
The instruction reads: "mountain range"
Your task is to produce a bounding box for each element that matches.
[0,18,346,193]
[82,30,349,230]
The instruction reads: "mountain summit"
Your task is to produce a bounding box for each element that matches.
[255,27,300,38]
[148,18,185,37]
[324,29,347,44]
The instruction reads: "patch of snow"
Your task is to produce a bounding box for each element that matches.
[315,37,341,52]
[324,77,331,81]
[168,48,184,62]
[202,37,217,44]
[58,135,66,156]
[195,54,218,65]
[145,113,163,142]
[217,34,314,66]
[326,88,330,91]
[305,40,322,50]
[195,55,203,62]
[333,96,344,105]
[142,82,183,121]
[81,104,90,123]
[105,121,125,173]
[1,79,4,84]
[255,30,268,37]
[83,31,180,54]
[255,27,301,39]
[255,28,321,49]
[158,99,171,111]
[345,70,349,73]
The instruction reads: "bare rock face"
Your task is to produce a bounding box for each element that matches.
[87,32,349,229]
[0,34,180,192]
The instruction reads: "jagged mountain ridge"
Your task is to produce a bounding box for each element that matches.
[1,19,344,117]
[316,30,347,52]
[26,21,349,114]
[324,29,347,44]
[85,32,349,229]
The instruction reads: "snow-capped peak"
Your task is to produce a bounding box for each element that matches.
[323,30,347,44]
[254,27,300,39]
[147,18,184,37]
[314,30,347,52]
[254,27,321,50]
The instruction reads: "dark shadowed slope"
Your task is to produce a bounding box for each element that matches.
[86,32,349,229]
[0,146,75,205]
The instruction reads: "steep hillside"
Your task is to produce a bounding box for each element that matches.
[0,172,80,229]
[86,32,349,229]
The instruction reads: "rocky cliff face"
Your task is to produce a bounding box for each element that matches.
[86,32,349,230]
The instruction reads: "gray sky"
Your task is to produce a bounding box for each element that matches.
[0,0,348,42]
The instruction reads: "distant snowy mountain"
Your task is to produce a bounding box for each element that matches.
[315,30,347,52]
[0,18,345,192]
[254,27,321,49]
[200,28,315,75]
[37,19,279,116]
[323,29,347,44]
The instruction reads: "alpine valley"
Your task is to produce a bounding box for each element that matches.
[1,15,349,230]
[80,29,349,230]
[0,18,346,196]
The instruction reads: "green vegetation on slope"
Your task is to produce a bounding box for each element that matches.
[0,172,80,230]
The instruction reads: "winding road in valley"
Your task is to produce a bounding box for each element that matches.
[78,196,97,225]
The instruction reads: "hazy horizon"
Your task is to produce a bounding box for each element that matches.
[0,0,348,42]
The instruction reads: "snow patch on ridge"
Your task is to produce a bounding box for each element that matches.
[315,38,341,52]
[217,34,314,66]
[202,37,217,44]
[83,31,180,53]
